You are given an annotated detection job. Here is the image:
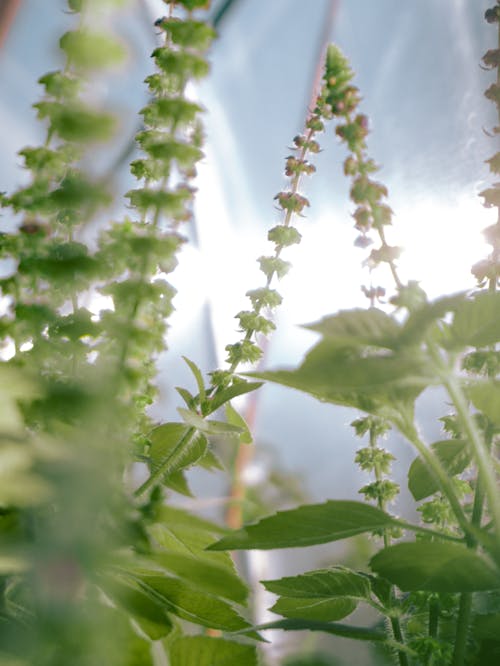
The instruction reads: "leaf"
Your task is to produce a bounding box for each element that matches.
[169,636,257,666]
[473,613,500,641]
[225,403,252,444]
[370,542,500,592]
[59,30,126,70]
[399,292,466,347]
[208,500,397,550]
[305,308,400,350]
[149,505,240,584]
[469,381,500,427]
[408,439,471,501]
[183,356,206,404]
[208,380,263,413]
[151,551,248,603]
[249,341,430,424]
[239,618,386,642]
[263,566,371,600]
[148,422,207,482]
[99,576,172,640]
[130,573,252,633]
[162,470,193,497]
[177,408,243,436]
[447,292,500,349]
[270,596,356,622]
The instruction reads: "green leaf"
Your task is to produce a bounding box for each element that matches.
[151,551,248,603]
[469,381,500,427]
[225,403,252,444]
[408,439,471,501]
[99,576,172,640]
[370,542,500,592]
[264,567,369,622]
[240,618,386,642]
[177,408,243,436]
[447,292,500,349]
[148,422,207,481]
[149,505,238,578]
[473,612,500,640]
[169,636,257,666]
[182,356,206,403]
[269,596,356,622]
[130,573,252,632]
[60,30,126,70]
[34,101,115,142]
[263,566,371,600]
[162,470,193,497]
[208,500,397,550]
[249,342,430,424]
[305,308,400,350]
[208,380,263,413]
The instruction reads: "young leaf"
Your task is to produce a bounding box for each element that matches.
[225,403,252,444]
[305,308,400,350]
[177,408,243,436]
[408,439,471,501]
[208,500,397,550]
[208,380,263,413]
[182,356,206,404]
[149,422,207,481]
[168,636,257,666]
[239,618,387,642]
[370,542,500,592]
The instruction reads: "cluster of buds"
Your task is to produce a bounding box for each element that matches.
[472,3,500,287]
[324,45,403,300]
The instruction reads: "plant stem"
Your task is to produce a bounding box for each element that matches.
[451,593,472,666]
[444,373,500,554]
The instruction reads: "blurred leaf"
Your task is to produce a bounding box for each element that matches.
[150,551,248,603]
[370,542,500,592]
[129,573,252,632]
[447,292,500,349]
[225,403,252,444]
[168,635,257,666]
[408,439,471,501]
[469,381,500,426]
[60,31,126,70]
[305,308,400,349]
[208,501,397,550]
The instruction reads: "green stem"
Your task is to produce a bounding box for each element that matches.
[401,420,473,542]
[444,374,500,554]
[451,593,472,666]
[428,595,439,639]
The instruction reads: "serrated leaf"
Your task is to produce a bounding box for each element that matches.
[149,422,207,482]
[370,542,500,592]
[169,636,257,666]
[408,439,471,501]
[447,292,500,348]
[225,403,252,444]
[469,381,500,426]
[151,551,248,603]
[208,500,397,550]
[130,573,252,632]
[305,308,400,349]
[399,292,466,347]
[270,596,356,622]
[263,567,371,600]
[197,447,224,471]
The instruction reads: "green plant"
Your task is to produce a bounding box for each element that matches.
[2,2,500,666]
